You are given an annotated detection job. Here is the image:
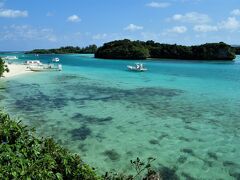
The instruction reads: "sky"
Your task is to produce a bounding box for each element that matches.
[0,0,240,50]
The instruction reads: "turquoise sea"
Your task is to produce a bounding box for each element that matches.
[0,53,240,179]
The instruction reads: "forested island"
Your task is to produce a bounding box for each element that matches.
[26,45,97,54]
[95,39,236,60]
[26,40,238,60]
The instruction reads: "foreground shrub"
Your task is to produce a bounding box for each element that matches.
[0,111,100,179]
[0,57,9,77]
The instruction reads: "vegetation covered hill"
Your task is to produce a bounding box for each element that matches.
[26,45,98,54]
[95,40,236,60]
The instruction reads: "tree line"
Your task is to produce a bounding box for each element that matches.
[26,45,98,54]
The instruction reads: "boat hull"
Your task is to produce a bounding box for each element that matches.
[127,66,147,72]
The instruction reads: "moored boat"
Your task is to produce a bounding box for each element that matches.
[127,63,147,72]
[52,57,60,62]
[2,56,18,60]
[29,64,62,72]
[24,60,43,66]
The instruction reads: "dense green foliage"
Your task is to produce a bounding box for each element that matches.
[0,111,100,179]
[95,39,236,60]
[95,39,150,60]
[26,45,98,54]
[234,47,240,55]
[0,57,9,77]
[145,41,235,60]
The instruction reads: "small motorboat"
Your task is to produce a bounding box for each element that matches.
[2,56,18,60]
[24,60,43,66]
[29,64,62,72]
[127,63,147,72]
[52,57,60,62]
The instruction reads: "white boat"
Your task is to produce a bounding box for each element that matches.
[52,57,60,62]
[24,60,43,66]
[29,64,62,72]
[2,56,18,60]
[127,63,147,72]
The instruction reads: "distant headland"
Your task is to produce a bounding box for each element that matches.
[26,39,238,61]
[95,39,236,61]
[25,45,97,54]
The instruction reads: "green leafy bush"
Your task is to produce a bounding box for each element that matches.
[0,57,9,77]
[0,111,100,179]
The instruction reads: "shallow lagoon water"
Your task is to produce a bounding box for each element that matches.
[1,53,240,179]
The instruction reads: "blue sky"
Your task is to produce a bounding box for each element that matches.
[0,0,240,50]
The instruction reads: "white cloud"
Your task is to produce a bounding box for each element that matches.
[231,9,240,16]
[168,26,187,33]
[0,9,28,18]
[146,2,171,8]
[67,15,81,22]
[171,12,211,24]
[193,24,218,32]
[92,33,108,40]
[219,17,240,31]
[124,24,143,32]
[0,25,57,42]
[193,17,240,33]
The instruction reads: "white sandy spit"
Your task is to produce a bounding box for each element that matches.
[2,64,33,78]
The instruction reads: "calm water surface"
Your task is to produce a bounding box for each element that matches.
[0,53,240,179]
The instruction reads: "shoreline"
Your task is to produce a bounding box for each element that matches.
[2,63,33,78]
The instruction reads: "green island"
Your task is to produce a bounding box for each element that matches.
[26,40,238,61]
[26,45,98,54]
[95,39,236,60]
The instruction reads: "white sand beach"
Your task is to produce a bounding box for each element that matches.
[3,64,32,78]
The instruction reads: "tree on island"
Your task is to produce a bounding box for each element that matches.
[0,57,9,77]
[95,39,236,60]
